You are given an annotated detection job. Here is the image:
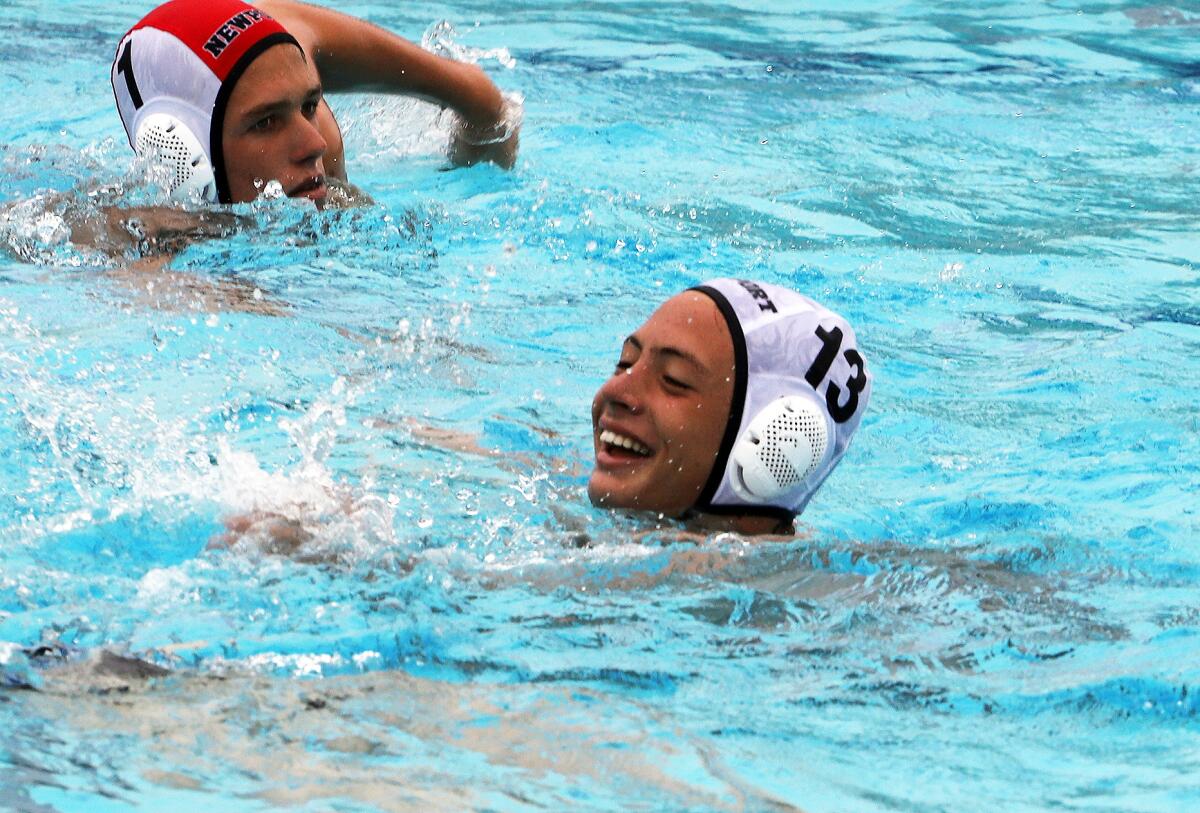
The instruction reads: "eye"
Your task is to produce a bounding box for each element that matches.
[251,114,275,133]
[663,375,692,390]
[302,99,319,118]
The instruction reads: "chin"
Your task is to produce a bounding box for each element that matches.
[586,478,616,507]
[587,478,688,518]
[587,474,637,509]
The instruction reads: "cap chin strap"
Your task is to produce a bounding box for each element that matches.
[677,504,797,533]
[134,113,217,204]
[729,395,831,504]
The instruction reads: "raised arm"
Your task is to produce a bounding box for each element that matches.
[254,0,518,167]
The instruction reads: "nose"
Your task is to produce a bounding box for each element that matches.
[596,360,648,416]
[291,114,327,168]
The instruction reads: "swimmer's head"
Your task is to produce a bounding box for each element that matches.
[111,0,327,205]
[588,279,870,534]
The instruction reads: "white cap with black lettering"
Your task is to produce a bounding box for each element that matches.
[689,278,871,521]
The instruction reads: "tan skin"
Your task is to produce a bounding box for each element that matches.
[215,0,517,203]
[588,292,790,536]
[70,3,516,299]
[219,293,794,552]
[254,0,517,186]
[53,0,513,289]
[221,44,331,205]
[219,0,523,204]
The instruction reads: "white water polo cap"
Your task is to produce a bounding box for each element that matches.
[690,279,871,522]
[111,0,300,204]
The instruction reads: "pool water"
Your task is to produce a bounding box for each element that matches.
[1,0,1198,810]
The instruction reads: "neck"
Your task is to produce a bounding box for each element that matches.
[687,511,794,537]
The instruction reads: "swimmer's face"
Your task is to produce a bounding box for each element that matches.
[221,44,328,205]
[589,291,735,517]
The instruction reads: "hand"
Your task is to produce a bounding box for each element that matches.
[449,119,520,169]
[448,93,522,170]
[210,511,315,554]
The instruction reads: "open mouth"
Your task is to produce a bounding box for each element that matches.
[288,175,326,198]
[598,429,652,458]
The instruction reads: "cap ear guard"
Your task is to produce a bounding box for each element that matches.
[729,395,831,504]
[688,278,869,521]
[134,113,217,203]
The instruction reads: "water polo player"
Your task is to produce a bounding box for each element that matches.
[111,0,517,205]
[589,278,871,535]
[218,279,870,548]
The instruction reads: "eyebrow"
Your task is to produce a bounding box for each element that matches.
[240,84,322,122]
[623,336,709,374]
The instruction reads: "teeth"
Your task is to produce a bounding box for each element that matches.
[599,429,651,456]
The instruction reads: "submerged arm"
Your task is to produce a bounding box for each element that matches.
[40,198,286,315]
[254,0,518,167]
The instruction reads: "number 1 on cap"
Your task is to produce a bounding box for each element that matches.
[117,41,143,110]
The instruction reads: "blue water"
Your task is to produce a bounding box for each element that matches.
[1,0,1198,810]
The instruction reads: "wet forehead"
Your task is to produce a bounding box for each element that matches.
[226,43,316,113]
[632,291,733,374]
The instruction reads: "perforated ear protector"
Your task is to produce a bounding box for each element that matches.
[111,0,299,204]
[729,395,831,503]
[134,113,217,203]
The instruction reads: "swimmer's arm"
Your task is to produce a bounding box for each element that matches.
[56,200,247,258]
[3,195,284,315]
[40,201,283,315]
[104,255,289,317]
[403,419,498,458]
[393,417,583,477]
[254,0,517,168]
[60,205,287,315]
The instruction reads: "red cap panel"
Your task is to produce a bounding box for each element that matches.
[132,0,291,82]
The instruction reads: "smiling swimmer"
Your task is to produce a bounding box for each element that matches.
[589,278,871,536]
[111,0,518,205]
[218,278,870,550]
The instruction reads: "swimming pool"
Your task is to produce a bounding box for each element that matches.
[1,0,1198,809]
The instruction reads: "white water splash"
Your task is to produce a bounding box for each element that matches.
[204,379,401,565]
[351,21,519,163]
[421,20,517,70]
[1,311,400,563]
[0,194,73,265]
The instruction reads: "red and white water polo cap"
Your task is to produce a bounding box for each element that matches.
[689,279,871,522]
[111,0,299,203]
